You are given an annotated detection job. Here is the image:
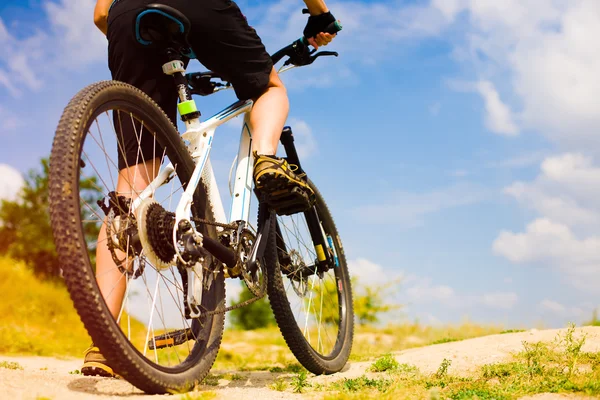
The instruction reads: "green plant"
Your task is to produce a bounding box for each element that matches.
[68,369,81,375]
[331,376,392,393]
[369,353,400,372]
[435,358,452,379]
[352,278,402,325]
[269,377,288,392]
[202,374,221,386]
[558,323,587,379]
[432,338,459,345]
[224,373,243,381]
[0,361,23,370]
[521,341,546,377]
[291,370,310,393]
[284,363,303,373]
[500,329,526,334]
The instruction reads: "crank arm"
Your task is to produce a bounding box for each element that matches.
[246,209,273,271]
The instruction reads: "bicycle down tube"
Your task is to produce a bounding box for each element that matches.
[131,98,254,234]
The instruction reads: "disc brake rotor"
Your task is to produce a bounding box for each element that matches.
[287,249,309,297]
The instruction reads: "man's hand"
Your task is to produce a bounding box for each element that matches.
[94,0,112,35]
[303,0,339,49]
[308,32,335,49]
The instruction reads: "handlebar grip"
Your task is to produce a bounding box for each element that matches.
[325,20,343,35]
[301,20,342,46]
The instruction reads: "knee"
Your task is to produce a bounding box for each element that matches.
[253,67,287,101]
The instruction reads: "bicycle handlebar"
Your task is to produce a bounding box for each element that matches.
[271,20,342,65]
[187,20,342,96]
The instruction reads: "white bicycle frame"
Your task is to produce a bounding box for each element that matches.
[131,62,281,264]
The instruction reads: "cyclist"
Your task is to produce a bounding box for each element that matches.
[83,0,339,377]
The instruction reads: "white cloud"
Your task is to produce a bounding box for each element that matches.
[0,164,24,201]
[481,292,518,310]
[475,80,519,136]
[502,153,600,228]
[286,118,317,160]
[486,151,548,169]
[0,0,106,97]
[447,0,600,147]
[494,153,600,293]
[540,299,588,319]
[404,276,518,310]
[405,279,457,303]
[493,218,600,292]
[0,106,21,134]
[347,258,402,288]
[540,299,566,314]
[354,182,488,226]
[45,0,107,67]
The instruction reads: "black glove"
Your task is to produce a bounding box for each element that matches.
[303,11,336,40]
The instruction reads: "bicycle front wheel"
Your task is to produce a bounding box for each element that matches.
[262,179,354,374]
[49,81,225,394]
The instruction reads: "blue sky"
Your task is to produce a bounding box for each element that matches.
[1,0,599,329]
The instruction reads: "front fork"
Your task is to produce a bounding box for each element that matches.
[279,127,336,271]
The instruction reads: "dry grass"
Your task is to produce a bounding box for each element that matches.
[0,257,91,356]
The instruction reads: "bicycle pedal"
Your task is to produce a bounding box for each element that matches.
[148,327,194,350]
[265,186,315,216]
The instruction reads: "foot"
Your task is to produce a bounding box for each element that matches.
[253,152,315,214]
[81,345,116,378]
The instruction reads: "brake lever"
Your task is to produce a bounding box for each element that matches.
[310,51,339,63]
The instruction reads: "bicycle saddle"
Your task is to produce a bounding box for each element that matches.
[135,4,191,49]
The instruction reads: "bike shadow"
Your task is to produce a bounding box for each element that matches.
[201,370,290,391]
[67,376,149,397]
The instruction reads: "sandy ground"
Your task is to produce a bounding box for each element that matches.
[1,327,599,400]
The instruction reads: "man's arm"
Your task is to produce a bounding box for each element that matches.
[303,0,329,15]
[94,0,113,35]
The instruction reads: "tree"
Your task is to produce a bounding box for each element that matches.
[312,277,402,326]
[229,284,276,330]
[0,158,102,280]
[353,278,402,325]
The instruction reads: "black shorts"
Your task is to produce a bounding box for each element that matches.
[106,0,273,170]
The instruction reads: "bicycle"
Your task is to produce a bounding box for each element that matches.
[49,4,353,394]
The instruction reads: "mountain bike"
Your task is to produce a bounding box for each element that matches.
[48,4,353,394]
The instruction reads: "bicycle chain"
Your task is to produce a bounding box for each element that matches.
[191,217,237,230]
[201,288,266,317]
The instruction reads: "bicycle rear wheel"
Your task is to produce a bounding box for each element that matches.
[261,180,354,374]
[49,81,224,394]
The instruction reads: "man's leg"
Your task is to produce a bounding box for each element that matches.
[249,68,289,156]
[96,158,161,319]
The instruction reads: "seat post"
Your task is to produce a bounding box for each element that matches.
[162,49,201,125]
